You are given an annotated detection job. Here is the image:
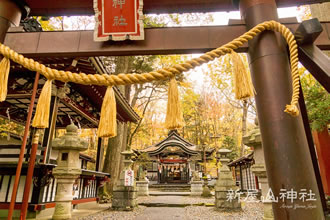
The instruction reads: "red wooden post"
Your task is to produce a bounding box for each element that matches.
[7,72,40,220]
[20,132,40,219]
[313,128,330,197]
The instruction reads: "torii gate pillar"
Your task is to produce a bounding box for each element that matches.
[238,0,324,219]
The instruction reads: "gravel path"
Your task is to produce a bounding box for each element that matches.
[76,196,264,220]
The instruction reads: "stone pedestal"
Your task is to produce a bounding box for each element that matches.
[243,119,273,220]
[51,124,88,220]
[190,181,203,196]
[112,151,137,210]
[215,149,241,210]
[202,178,212,197]
[136,181,149,196]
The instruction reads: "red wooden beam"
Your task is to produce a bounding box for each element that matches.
[71,197,98,205]
[4,22,330,58]
[23,0,328,16]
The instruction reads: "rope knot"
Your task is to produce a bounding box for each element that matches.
[284,104,299,117]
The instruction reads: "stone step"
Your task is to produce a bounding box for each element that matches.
[149,188,190,192]
[149,184,191,192]
[149,192,191,196]
[149,184,190,188]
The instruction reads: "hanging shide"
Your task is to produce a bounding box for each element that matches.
[97,86,117,138]
[231,51,255,100]
[0,57,10,102]
[32,79,53,128]
[165,77,184,130]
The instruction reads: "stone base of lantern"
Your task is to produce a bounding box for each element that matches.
[136,181,149,196]
[52,174,79,219]
[215,167,241,210]
[112,171,137,210]
[112,186,137,210]
[190,181,203,196]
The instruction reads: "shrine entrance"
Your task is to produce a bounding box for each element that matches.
[159,159,188,184]
[136,130,213,184]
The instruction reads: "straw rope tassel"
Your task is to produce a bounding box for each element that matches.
[0,57,10,101]
[32,79,52,128]
[97,86,117,138]
[0,21,301,116]
[165,77,184,130]
[231,51,255,100]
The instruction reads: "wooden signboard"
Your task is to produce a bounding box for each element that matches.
[94,0,144,41]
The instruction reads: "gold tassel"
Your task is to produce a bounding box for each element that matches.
[0,57,10,102]
[284,104,299,117]
[97,86,117,138]
[165,77,184,130]
[231,51,255,100]
[32,80,53,128]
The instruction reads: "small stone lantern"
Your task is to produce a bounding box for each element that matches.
[136,169,149,196]
[51,124,88,219]
[112,150,137,210]
[190,170,203,196]
[215,148,241,210]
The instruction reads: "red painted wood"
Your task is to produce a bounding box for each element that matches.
[34,203,56,211]
[313,128,330,196]
[8,72,40,220]
[23,0,326,16]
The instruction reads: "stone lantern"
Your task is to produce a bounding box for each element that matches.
[190,170,203,196]
[215,148,241,210]
[51,124,88,220]
[243,118,273,220]
[112,150,137,210]
[136,169,149,196]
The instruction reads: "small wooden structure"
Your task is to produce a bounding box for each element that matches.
[135,130,214,184]
[228,152,259,192]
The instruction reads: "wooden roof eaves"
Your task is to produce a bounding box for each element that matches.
[89,57,141,123]
[149,140,198,156]
[228,152,254,167]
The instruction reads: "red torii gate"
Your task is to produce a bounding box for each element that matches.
[0,0,329,220]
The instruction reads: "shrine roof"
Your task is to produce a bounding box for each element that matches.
[228,152,254,167]
[0,56,140,128]
[22,0,326,16]
[139,130,199,156]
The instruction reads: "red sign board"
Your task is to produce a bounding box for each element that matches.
[94,0,144,41]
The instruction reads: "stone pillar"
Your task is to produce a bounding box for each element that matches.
[215,149,241,210]
[243,119,273,220]
[202,177,212,197]
[51,124,88,220]
[112,150,137,210]
[190,171,203,196]
[137,170,149,196]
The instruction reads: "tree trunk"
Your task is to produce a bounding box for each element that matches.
[240,100,248,156]
[102,121,124,194]
[101,56,132,194]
